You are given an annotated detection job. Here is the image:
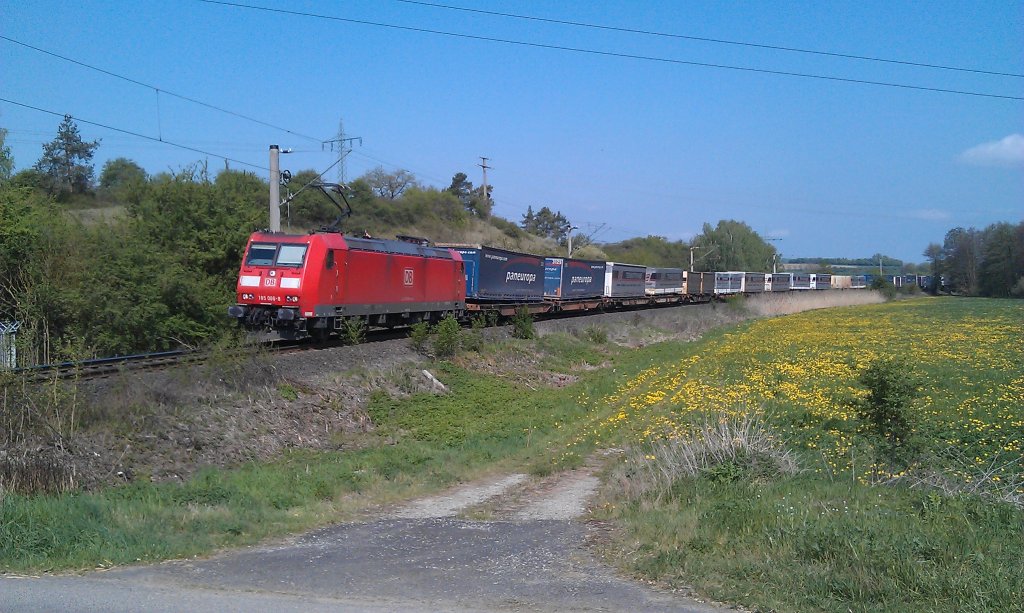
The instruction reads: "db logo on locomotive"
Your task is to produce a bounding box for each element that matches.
[403,268,414,286]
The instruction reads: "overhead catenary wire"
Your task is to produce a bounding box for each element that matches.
[196,0,1024,102]
[0,97,269,171]
[394,0,1024,79]
[0,35,325,143]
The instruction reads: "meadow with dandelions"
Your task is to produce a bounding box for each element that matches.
[585,297,1024,612]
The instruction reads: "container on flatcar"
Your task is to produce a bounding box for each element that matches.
[744,272,767,293]
[544,257,606,300]
[686,271,715,295]
[791,273,812,290]
[440,244,545,302]
[769,273,792,292]
[831,275,853,289]
[645,267,685,295]
[715,272,745,294]
[604,262,648,297]
[813,273,832,290]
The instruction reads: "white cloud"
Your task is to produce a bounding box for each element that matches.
[959,133,1024,167]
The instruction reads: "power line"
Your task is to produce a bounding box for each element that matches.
[196,0,1023,102]
[0,35,324,143]
[0,97,268,171]
[395,0,1024,79]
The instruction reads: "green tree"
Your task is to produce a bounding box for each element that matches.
[34,115,100,197]
[281,169,335,228]
[691,220,776,272]
[98,157,147,204]
[446,172,492,218]
[364,166,418,200]
[0,185,80,362]
[9,169,46,191]
[521,206,570,242]
[942,227,981,295]
[978,222,1023,298]
[603,235,690,267]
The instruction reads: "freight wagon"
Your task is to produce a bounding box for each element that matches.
[544,257,606,300]
[769,273,792,292]
[831,275,853,289]
[604,262,648,297]
[791,273,812,290]
[441,244,545,302]
[645,267,685,295]
[744,272,767,293]
[715,272,745,294]
[686,271,715,295]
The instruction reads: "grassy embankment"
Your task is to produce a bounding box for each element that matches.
[2,297,1021,613]
[0,328,623,571]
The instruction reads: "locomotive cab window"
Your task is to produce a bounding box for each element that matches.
[246,243,277,266]
[276,244,308,267]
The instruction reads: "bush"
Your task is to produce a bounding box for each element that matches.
[582,326,608,344]
[870,276,898,299]
[510,306,534,339]
[724,293,747,310]
[432,314,461,358]
[461,315,486,352]
[854,356,920,464]
[485,310,500,328]
[341,317,366,345]
[612,411,799,500]
[409,321,430,354]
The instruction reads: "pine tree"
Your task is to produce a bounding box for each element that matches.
[35,115,100,196]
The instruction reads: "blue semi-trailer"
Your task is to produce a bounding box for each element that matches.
[544,257,606,300]
[441,244,545,302]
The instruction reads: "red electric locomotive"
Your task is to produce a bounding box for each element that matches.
[229,231,466,340]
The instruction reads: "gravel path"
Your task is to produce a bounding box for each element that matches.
[392,474,530,519]
[3,468,722,612]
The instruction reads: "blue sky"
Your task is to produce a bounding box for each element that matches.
[2,0,1021,263]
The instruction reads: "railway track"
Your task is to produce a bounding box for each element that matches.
[8,294,717,383]
[8,328,415,383]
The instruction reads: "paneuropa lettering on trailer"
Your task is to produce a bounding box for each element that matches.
[506,271,537,283]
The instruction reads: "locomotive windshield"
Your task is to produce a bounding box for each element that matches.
[246,243,277,266]
[276,244,307,266]
[244,243,308,267]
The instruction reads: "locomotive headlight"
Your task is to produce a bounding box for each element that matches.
[286,296,299,303]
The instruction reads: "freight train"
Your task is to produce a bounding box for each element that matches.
[228,231,870,340]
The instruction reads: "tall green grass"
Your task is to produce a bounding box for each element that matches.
[606,473,1024,612]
